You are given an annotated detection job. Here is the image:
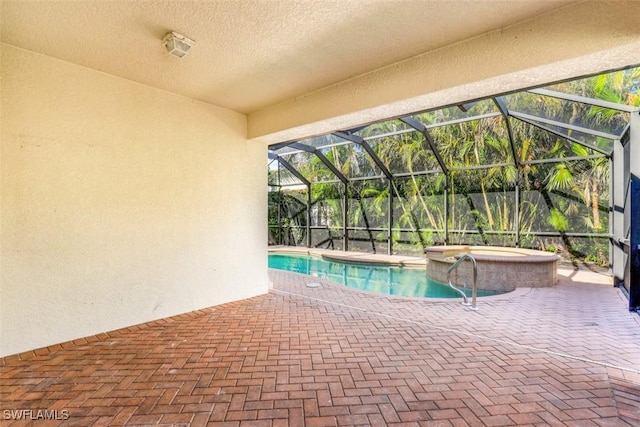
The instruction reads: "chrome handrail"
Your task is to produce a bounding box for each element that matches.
[446,254,478,311]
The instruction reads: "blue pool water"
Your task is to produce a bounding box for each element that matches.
[269,253,500,298]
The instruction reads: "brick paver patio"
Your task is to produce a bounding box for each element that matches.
[1,268,639,426]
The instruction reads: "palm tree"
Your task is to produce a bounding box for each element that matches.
[269,67,637,263]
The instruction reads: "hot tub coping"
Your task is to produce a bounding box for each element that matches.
[425,245,560,263]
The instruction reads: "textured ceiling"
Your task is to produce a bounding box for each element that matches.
[1,0,577,114]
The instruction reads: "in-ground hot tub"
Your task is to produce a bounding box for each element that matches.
[425,246,560,293]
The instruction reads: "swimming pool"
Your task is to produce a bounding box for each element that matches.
[268,253,501,298]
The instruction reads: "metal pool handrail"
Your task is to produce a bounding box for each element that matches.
[446,254,479,311]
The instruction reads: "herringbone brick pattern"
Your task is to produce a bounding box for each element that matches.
[1,268,639,426]
[270,269,640,373]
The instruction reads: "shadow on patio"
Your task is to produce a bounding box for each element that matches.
[1,269,639,426]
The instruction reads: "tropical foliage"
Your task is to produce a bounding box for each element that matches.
[269,68,640,266]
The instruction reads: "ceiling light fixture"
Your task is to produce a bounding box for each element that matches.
[162,31,195,58]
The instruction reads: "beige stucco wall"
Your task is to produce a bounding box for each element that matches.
[0,45,268,357]
[249,0,640,144]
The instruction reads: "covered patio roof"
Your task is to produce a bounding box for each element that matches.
[3,1,640,143]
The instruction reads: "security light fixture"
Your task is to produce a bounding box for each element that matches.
[162,31,194,58]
